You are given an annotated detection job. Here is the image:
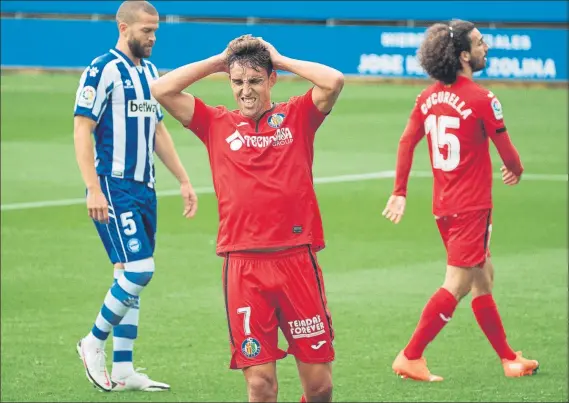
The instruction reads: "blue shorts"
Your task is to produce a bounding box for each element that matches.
[92,176,157,264]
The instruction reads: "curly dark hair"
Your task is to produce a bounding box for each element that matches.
[418,19,476,84]
[226,34,273,75]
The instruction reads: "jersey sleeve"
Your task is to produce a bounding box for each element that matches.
[147,62,164,122]
[479,93,507,135]
[74,60,115,122]
[478,94,524,176]
[392,97,426,197]
[185,97,216,145]
[156,104,164,123]
[290,87,328,135]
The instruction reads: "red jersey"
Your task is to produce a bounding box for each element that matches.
[393,75,523,217]
[186,88,328,255]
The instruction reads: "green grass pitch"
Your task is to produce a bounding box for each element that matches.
[1,72,567,402]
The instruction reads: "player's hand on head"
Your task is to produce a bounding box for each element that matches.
[180,181,198,218]
[382,195,406,224]
[500,165,521,186]
[218,47,230,73]
[257,37,283,66]
[87,188,109,224]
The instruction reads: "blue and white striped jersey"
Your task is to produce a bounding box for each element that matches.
[74,47,163,185]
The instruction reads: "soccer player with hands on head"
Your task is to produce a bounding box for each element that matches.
[382,19,538,382]
[151,34,344,402]
[73,0,197,393]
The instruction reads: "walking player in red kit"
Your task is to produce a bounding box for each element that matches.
[151,35,344,402]
[382,20,539,381]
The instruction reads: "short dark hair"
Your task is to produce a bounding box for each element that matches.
[418,19,476,84]
[116,0,158,24]
[226,35,273,75]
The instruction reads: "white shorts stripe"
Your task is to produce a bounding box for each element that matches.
[104,176,129,263]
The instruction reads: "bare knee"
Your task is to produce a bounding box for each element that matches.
[298,362,333,402]
[244,365,278,402]
[443,284,471,301]
[471,259,494,298]
[471,280,492,298]
[304,379,333,402]
[442,265,474,301]
[247,376,277,402]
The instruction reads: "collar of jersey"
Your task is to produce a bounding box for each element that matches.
[112,47,146,69]
[237,102,278,125]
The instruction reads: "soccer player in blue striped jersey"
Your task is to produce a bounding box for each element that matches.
[73,1,197,392]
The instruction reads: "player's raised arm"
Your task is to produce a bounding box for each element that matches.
[155,121,198,218]
[258,38,344,114]
[150,54,227,127]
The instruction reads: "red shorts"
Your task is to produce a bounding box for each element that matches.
[222,245,335,370]
[436,209,493,267]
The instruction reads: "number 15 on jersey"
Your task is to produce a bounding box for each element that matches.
[425,114,461,172]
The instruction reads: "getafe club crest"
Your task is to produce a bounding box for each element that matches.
[267,113,285,128]
[241,337,261,358]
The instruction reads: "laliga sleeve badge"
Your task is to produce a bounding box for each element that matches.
[491,98,503,120]
[241,337,261,359]
[267,113,285,128]
[78,86,96,108]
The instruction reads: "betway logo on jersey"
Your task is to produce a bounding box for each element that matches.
[226,128,293,151]
[128,100,158,117]
[288,315,325,339]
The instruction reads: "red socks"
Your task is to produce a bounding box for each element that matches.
[402,289,517,361]
[404,288,458,360]
[472,294,517,360]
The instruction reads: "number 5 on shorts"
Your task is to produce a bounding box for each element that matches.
[237,306,251,336]
[120,211,137,236]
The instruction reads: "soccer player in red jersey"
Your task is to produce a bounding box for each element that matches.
[151,35,344,402]
[382,20,539,381]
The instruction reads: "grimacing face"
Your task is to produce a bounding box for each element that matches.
[122,11,159,59]
[466,28,489,72]
[229,62,276,119]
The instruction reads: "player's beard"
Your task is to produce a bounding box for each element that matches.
[469,54,486,73]
[128,38,151,59]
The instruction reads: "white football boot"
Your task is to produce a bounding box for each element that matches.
[76,338,112,392]
[111,368,171,392]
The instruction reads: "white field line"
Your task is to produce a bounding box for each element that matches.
[1,170,566,211]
